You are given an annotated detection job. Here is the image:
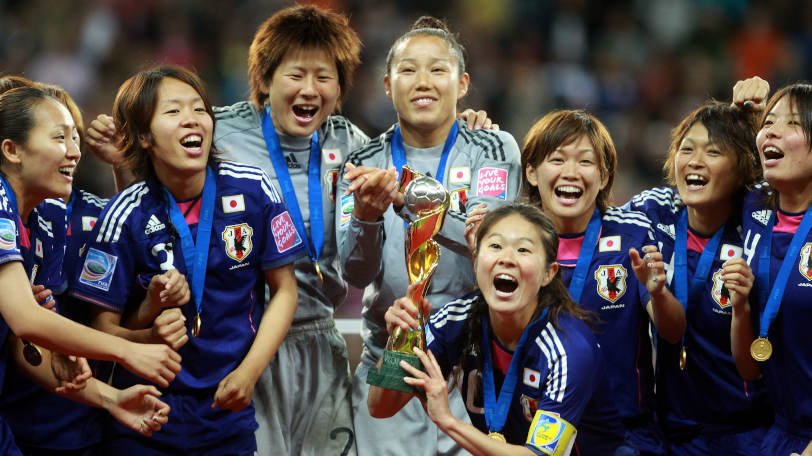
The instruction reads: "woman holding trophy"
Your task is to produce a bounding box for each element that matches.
[336,16,521,456]
[369,203,605,455]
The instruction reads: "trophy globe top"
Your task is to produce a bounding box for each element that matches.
[403,176,449,219]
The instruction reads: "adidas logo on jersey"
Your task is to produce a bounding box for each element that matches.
[752,210,772,226]
[657,223,675,239]
[285,154,301,169]
[144,214,166,235]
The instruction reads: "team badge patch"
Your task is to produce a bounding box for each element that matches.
[520,394,539,422]
[710,268,732,308]
[526,410,576,455]
[78,248,117,291]
[595,264,627,303]
[271,211,302,253]
[0,218,16,250]
[222,194,245,214]
[325,169,339,203]
[449,188,469,213]
[81,216,97,232]
[799,243,812,280]
[322,148,343,166]
[222,223,253,262]
[476,167,509,200]
[449,166,471,185]
[339,195,354,227]
[35,239,43,258]
[599,236,621,252]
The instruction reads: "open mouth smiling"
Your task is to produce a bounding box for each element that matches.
[493,273,518,296]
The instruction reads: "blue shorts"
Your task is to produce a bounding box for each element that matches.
[625,419,666,456]
[0,418,22,456]
[669,426,768,456]
[101,390,257,455]
[761,419,812,456]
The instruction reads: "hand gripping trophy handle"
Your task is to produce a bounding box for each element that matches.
[367,166,450,392]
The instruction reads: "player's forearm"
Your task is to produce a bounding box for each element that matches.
[11,336,112,409]
[338,217,384,288]
[648,288,686,344]
[123,296,163,331]
[437,417,535,456]
[238,266,298,382]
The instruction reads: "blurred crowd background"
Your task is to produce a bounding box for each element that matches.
[0,0,808,203]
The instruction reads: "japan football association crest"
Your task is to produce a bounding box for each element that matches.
[222,223,253,262]
[449,188,468,213]
[324,169,339,203]
[520,394,539,422]
[594,264,627,303]
[799,243,812,280]
[711,268,732,308]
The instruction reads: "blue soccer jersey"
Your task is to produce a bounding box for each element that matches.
[0,189,108,452]
[557,206,656,423]
[0,175,49,454]
[72,161,305,392]
[741,185,812,441]
[426,292,603,450]
[629,187,771,438]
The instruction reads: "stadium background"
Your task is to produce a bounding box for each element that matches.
[1,0,805,366]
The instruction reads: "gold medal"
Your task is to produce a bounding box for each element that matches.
[487,432,506,443]
[679,345,687,371]
[314,261,324,283]
[750,337,773,361]
[192,313,202,337]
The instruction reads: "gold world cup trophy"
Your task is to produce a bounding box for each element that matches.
[367,166,449,393]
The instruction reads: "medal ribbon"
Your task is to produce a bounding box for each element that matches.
[756,207,812,338]
[674,209,725,311]
[65,190,75,235]
[390,122,458,184]
[568,209,602,303]
[481,305,549,435]
[163,166,216,321]
[261,107,324,267]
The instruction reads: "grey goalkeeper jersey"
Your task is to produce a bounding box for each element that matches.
[336,121,521,364]
[214,101,369,323]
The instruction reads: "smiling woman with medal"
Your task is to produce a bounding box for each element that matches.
[71,65,304,455]
[212,7,369,454]
[369,203,602,455]
[336,16,521,456]
[0,84,184,454]
[627,93,773,455]
[497,109,684,455]
[731,80,812,456]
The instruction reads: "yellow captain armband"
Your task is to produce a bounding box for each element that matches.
[525,410,577,456]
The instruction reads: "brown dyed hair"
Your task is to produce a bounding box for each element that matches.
[41,84,84,138]
[521,109,617,212]
[663,101,760,204]
[247,4,361,109]
[0,75,36,95]
[112,65,216,182]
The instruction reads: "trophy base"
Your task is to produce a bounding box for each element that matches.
[366,350,423,393]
